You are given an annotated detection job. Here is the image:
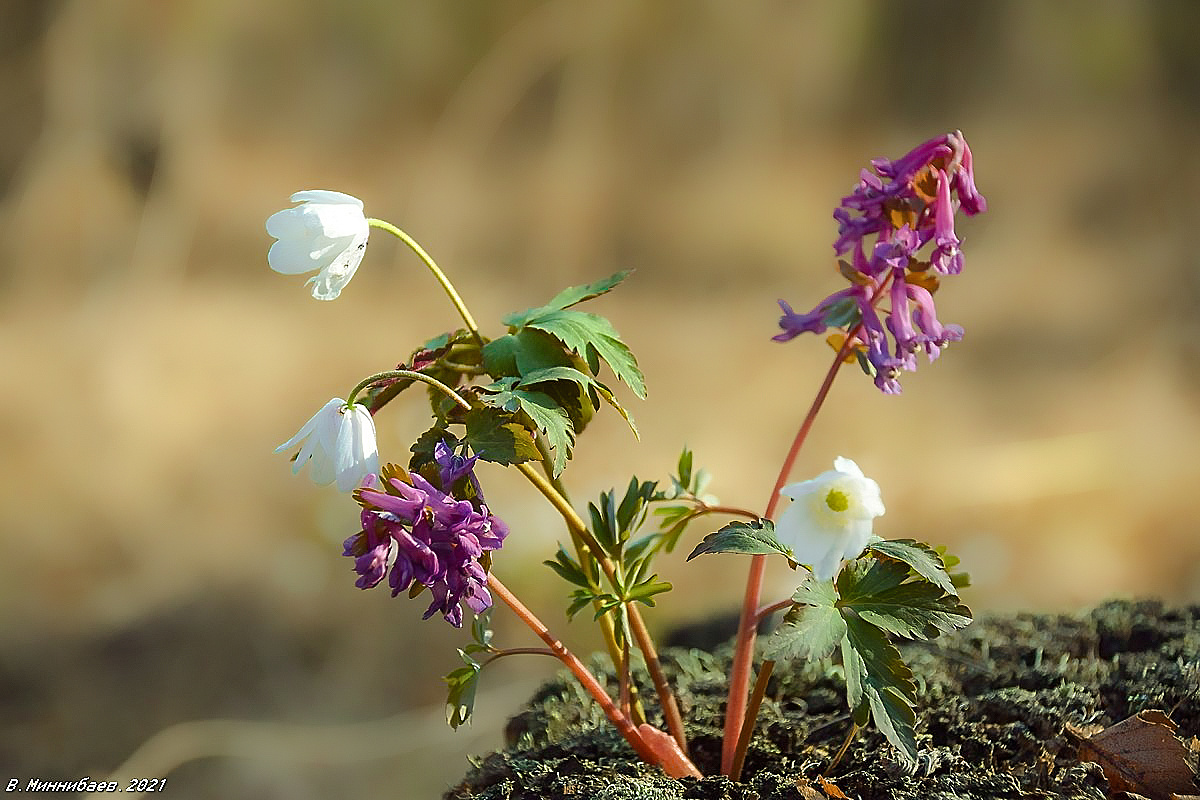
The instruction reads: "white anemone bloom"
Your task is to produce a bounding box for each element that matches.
[266,190,370,300]
[276,398,380,491]
[774,457,885,581]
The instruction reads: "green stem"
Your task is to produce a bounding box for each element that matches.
[516,463,690,753]
[345,369,469,410]
[367,218,483,345]
[481,647,558,667]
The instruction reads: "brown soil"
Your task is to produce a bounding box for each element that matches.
[446,599,1199,799]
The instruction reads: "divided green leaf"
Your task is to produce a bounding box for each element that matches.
[481,329,573,378]
[444,651,482,730]
[544,545,596,589]
[866,538,956,595]
[838,559,972,640]
[841,616,918,765]
[522,310,646,400]
[479,379,575,477]
[463,407,541,466]
[763,579,844,662]
[504,270,633,327]
[685,519,794,564]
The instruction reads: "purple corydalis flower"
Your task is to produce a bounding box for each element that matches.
[342,445,507,628]
[776,131,986,393]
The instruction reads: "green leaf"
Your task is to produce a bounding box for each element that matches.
[504,270,634,327]
[479,379,574,477]
[866,539,956,595]
[677,448,693,490]
[409,424,459,471]
[520,309,646,399]
[838,560,973,640]
[444,652,482,730]
[481,329,573,378]
[544,545,595,589]
[841,616,918,765]
[686,519,794,564]
[763,579,845,662]
[626,575,672,607]
[463,407,541,466]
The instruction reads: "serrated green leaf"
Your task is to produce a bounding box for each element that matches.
[409,424,459,471]
[841,616,918,764]
[503,270,634,328]
[686,519,794,563]
[481,329,573,378]
[839,559,972,640]
[543,269,633,312]
[479,379,574,477]
[520,309,646,399]
[464,407,541,466]
[867,539,956,595]
[764,579,844,662]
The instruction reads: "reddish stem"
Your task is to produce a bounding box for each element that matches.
[486,573,702,776]
[719,339,853,775]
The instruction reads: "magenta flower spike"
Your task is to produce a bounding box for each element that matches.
[341,444,508,628]
[775,130,986,393]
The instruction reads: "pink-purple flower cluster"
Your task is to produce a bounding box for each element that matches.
[342,442,508,627]
[775,131,986,393]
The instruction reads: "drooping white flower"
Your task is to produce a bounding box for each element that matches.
[266,190,370,300]
[276,398,380,491]
[774,457,885,581]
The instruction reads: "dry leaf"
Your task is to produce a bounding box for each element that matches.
[1072,710,1198,800]
[793,778,824,800]
[817,775,851,798]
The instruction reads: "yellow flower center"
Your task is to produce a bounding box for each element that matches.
[824,489,850,513]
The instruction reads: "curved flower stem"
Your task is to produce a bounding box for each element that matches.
[486,573,661,766]
[720,335,857,775]
[516,464,691,753]
[367,218,484,345]
[345,369,469,410]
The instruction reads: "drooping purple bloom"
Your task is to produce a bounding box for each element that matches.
[775,130,986,393]
[342,442,507,627]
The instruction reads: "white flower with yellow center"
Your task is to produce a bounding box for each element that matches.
[266,190,370,300]
[276,398,380,491]
[774,457,885,581]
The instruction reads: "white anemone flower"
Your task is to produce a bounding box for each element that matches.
[266,190,370,300]
[774,457,885,581]
[276,398,380,491]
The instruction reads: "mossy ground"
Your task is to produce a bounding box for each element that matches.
[446,600,1199,800]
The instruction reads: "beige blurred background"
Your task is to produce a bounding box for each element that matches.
[1,1,1198,796]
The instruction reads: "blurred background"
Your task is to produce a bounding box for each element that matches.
[1,0,1198,797]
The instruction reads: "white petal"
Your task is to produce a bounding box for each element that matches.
[839,519,875,563]
[275,398,343,452]
[334,404,379,491]
[832,456,864,478]
[305,202,369,240]
[307,229,368,300]
[777,503,847,581]
[289,189,364,208]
